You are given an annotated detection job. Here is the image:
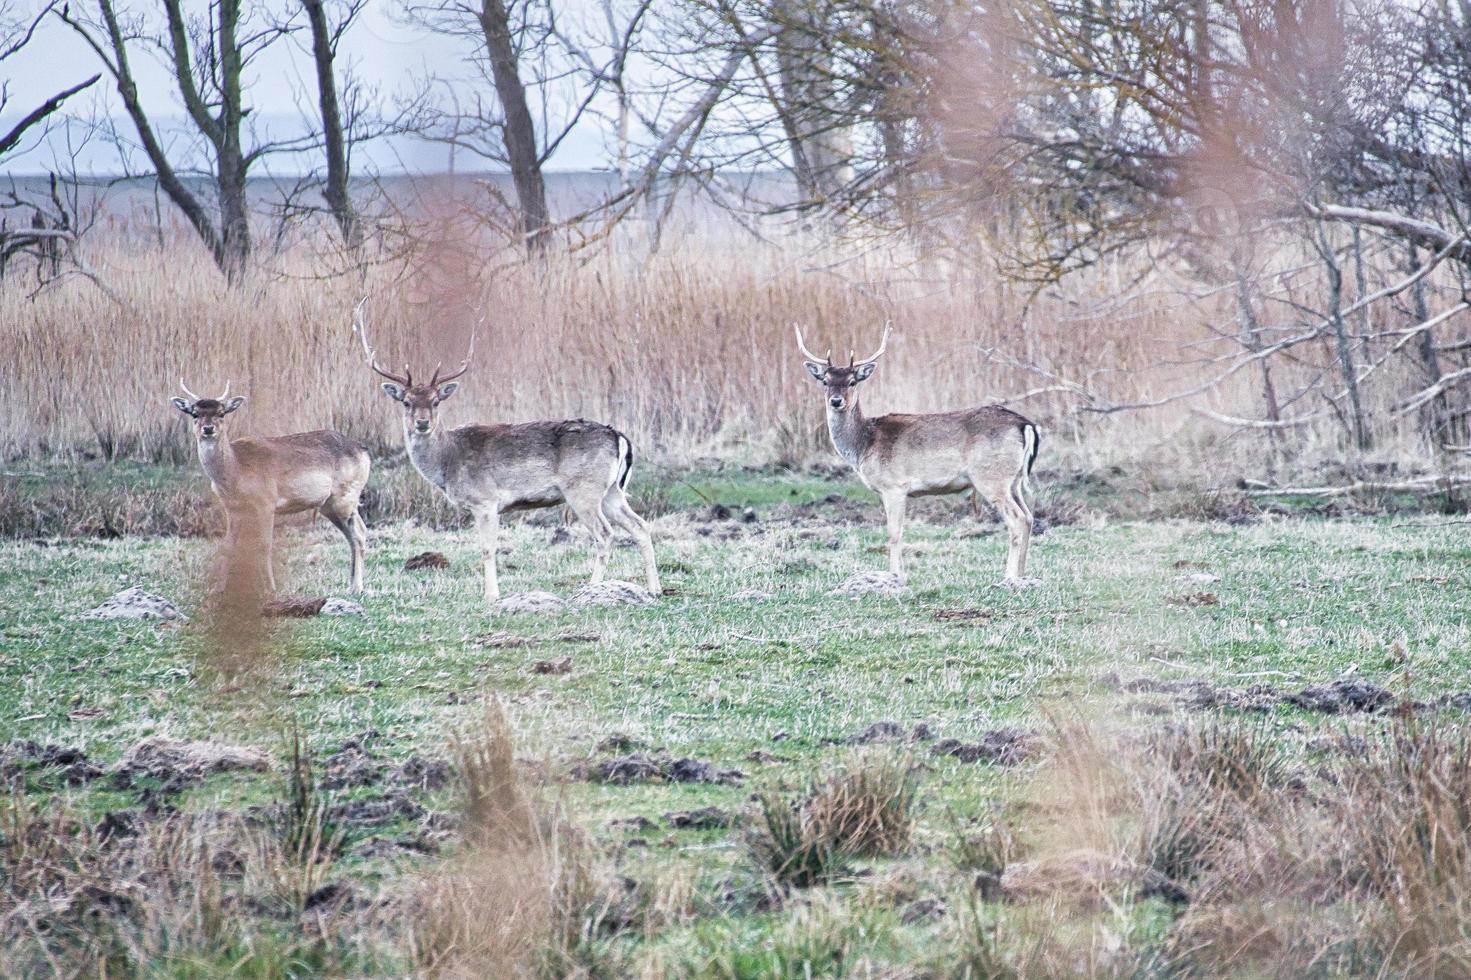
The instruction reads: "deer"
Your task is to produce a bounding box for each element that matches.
[171,381,372,594]
[352,303,660,604]
[794,324,1041,586]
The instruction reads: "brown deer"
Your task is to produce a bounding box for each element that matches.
[171,381,371,594]
[352,304,660,604]
[795,325,1040,585]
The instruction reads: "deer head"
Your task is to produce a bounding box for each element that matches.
[353,299,474,436]
[795,323,891,412]
[171,380,245,441]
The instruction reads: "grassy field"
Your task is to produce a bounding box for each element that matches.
[4,466,1471,976]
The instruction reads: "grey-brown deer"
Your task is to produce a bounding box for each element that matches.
[353,304,660,604]
[795,325,1040,585]
[171,381,371,594]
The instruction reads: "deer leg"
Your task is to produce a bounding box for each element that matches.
[881,489,908,581]
[261,510,278,594]
[603,487,660,594]
[567,493,613,587]
[320,502,365,594]
[471,505,501,604]
[352,512,369,592]
[976,477,1034,584]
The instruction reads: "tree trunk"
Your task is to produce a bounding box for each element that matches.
[773,0,853,204]
[1321,235,1371,451]
[478,0,550,251]
[215,0,249,281]
[303,0,360,248]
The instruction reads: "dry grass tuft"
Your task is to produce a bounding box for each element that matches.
[976,714,1471,976]
[0,766,386,975]
[411,700,625,978]
[749,750,921,890]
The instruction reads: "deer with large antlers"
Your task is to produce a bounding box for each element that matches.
[171,381,372,594]
[795,325,1040,586]
[353,303,660,604]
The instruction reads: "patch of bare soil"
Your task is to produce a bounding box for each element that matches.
[1166,591,1220,607]
[831,570,910,597]
[933,608,994,623]
[110,737,272,793]
[471,631,532,649]
[531,656,572,675]
[1107,675,1409,714]
[665,806,736,830]
[573,752,744,786]
[403,551,450,571]
[1,740,104,785]
[262,596,327,618]
[846,721,936,744]
[932,729,1037,765]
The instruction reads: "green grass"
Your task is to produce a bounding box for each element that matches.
[4,467,1471,975]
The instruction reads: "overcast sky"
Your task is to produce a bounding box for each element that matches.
[2,1,620,176]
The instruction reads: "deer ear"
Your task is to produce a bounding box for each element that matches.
[854,362,877,382]
[381,382,405,402]
[804,361,826,381]
[222,395,246,414]
[170,397,195,416]
[436,381,461,401]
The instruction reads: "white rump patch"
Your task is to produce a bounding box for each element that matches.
[499,591,568,614]
[321,598,366,616]
[81,587,188,622]
[831,571,911,597]
[574,580,657,607]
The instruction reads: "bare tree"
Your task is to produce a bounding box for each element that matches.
[302,0,364,248]
[59,0,309,283]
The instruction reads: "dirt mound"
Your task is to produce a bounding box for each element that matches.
[263,596,327,618]
[531,656,573,675]
[574,581,657,607]
[729,588,775,601]
[332,791,426,827]
[320,598,364,616]
[574,752,744,786]
[1284,679,1396,714]
[403,551,450,571]
[111,737,272,792]
[831,570,909,597]
[665,806,736,829]
[498,591,566,615]
[1108,674,1400,714]
[847,721,936,744]
[81,587,187,621]
[932,729,1036,765]
[1,739,104,785]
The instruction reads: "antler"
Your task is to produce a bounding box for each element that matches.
[430,326,477,387]
[179,378,202,402]
[352,298,412,386]
[793,324,832,365]
[852,322,892,367]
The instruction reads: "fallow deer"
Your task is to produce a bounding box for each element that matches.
[352,303,660,604]
[171,381,372,594]
[795,325,1040,585]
